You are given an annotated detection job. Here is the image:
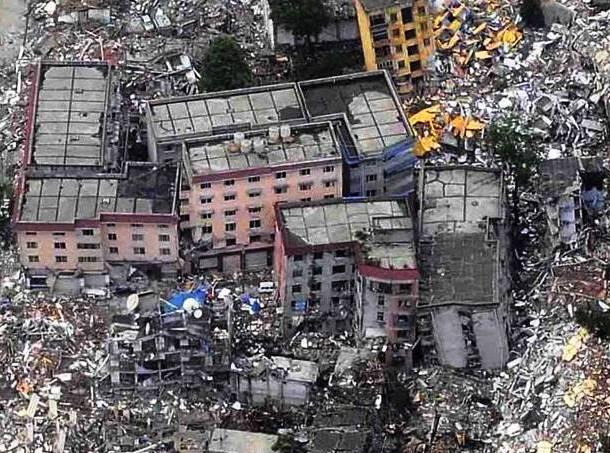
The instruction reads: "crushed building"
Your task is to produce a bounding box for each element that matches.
[416,166,511,369]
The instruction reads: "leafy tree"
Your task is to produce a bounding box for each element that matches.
[520,0,545,28]
[270,0,330,44]
[199,37,253,92]
[486,115,542,203]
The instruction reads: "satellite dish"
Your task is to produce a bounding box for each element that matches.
[126,294,140,313]
[193,308,203,319]
[182,298,200,313]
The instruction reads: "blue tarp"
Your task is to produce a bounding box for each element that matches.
[583,188,605,212]
[165,285,208,311]
[240,293,261,315]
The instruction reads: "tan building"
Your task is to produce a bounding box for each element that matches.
[14,163,180,289]
[354,0,435,94]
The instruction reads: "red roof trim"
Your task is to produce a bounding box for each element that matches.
[357,264,419,281]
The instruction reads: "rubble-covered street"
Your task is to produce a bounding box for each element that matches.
[2,0,610,451]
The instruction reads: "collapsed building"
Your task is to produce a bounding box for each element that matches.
[275,198,419,367]
[416,166,511,369]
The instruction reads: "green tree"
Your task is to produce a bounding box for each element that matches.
[199,37,253,92]
[271,0,330,45]
[486,115,541,204]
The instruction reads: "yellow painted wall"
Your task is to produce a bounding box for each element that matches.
[354,0,377,71]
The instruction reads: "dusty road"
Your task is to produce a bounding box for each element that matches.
[0,0,25,66]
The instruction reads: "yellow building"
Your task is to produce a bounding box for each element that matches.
[354,0,435,95]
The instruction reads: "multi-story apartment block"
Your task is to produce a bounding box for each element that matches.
[275,198,419,367]
[178,122,344,272]
[146,71,417,200]
[14,164,180,289]
[417,166,511,369]
[354,0,435,95]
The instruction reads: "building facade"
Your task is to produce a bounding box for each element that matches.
[275,198,419,366]
[354,0,435,95]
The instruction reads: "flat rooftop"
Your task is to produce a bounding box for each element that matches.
[148,71,411,159]
[148,84,305,140]
[19,165,176,223]
[185,122,340,175]
[281,199,412,245]
[32,63,110,166]
[208,428,277,453]
[299,72,409,156]
[420,167,503,236]
[358,0,408,12]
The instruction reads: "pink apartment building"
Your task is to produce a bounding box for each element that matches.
[179,122,344,272]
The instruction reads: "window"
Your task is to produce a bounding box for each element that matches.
[224,179,235,186]
[55,256,67,263]
[301,198,311,203]
[299,169,311,176]
[106,223,116,228]
[248,191,261,198]
[324,181,335,188]
[159,234,170,242]
[314,252,323,259]
[410,60,421,72]
[224,194,236,201]
[200,197,213,204]
[401,7,413,22]
[424,38,430,47]
[26,242,37,249]
[160,248,171,256]
[331,280,348,291]
[379,282,393,294]
[335,250,347,258]
[226,238,236,246]
[293,269,303,278]
[366,190,377,197]
[78,257,99,263]
[332,297,341,306]
[28,256,39,263]
[249,219,261,229]
[52,232,65,236]
[81,229,94,236]
[77,243,100,249]
[202,224,213,234]
[421,22,428,32]
[133,247,146,255]
[249,206,262,214]
[324,194,335,199]
[311,282,321,291]
[249,235,261,243]
[158,224,169,229]
[398,60,406,69]
[54,242,66,249]
[225,209,237,217]
[248,176,261,183]
[332,265,346,274]
[390,12,397,22]
[313,266,323,276]
[418,6,426,14]
[130,224,144,228]
[405,28,417,39]
[109,247,118,254]
[299,182,313,191]
[225,222,236,232]
[275,172,286,179]
[323,166,334,173]
[200,213,213,221]
[274,186,287,194]
[408,44,419,56]
[292,284,302,293]
[25,232,36,236]
[399,283,413,292]
[395,45,402,53]
[377,312,385,322]
[378,295,385,306]
[108,233,117,241]
[392,29,400,38]
[200,182,211,189]
[366,174,377,182]
[294,255,303,262]
[132,234,144,241]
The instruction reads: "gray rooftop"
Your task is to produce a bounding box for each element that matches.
[19,165,176,223]
[208,429,277,453]
[358,0,409,11]
[186,122,340,175]
[33,64,109,166]
[300,73,409,156]
[148,85,305,139]
[420,167,503,236]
